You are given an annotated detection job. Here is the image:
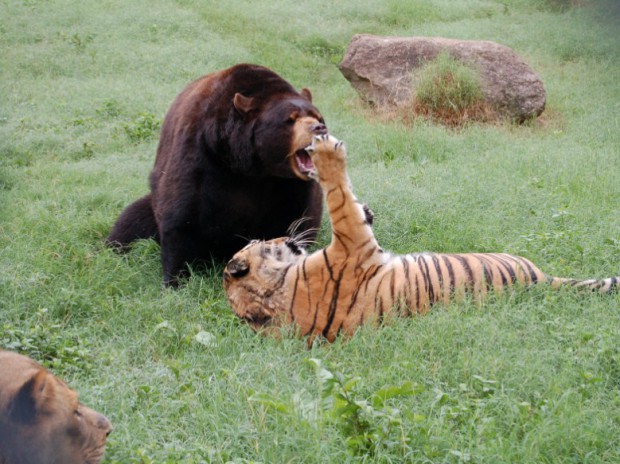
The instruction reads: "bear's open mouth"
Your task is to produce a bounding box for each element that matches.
[294,149,316,178]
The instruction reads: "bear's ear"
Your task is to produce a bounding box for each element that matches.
[233,93,257,114]
[300,88,312,103]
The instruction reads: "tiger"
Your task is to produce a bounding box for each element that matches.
[223,134,619,343]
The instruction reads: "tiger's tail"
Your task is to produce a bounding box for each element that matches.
[547,275,619,293]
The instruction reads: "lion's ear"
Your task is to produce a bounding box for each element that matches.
[300,88,312,103]
[9,370,49,425]
[233,93,257,114]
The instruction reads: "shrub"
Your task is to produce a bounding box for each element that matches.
[123,112,161,143]
[412,51,493,126]
[0,309,92,374]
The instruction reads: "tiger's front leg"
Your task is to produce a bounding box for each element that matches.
[306,135,379,255]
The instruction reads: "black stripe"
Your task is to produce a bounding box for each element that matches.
[476,255,494,291]
[451,254,475,289]
[363,265,384,292]
[356,241,379,270]
[322,267,345,339]
[515,257,539,284]
[302,257,312,311]
[334,322,345,340]
[332,214,350,226]
[493,254,518,284]
[322,249,334,281]
[414,273,421,311]
[346,282,363,315]
[401,257,412,316]
[431,254,445,300]
[418,255,435,303]
[305,301,321,337]
[374,269,392,321]
[496,266,508,287]
[441,255,456,293]
[288,266,301,317]
[333,231,352,253]
[326,186,346,212]
[302,257,308,281]
[263,264,292,297]
[376,294,385,325]
[389,269,396,304]
[485,255,508,288]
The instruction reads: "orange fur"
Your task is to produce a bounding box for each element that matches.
[224,135,618,342]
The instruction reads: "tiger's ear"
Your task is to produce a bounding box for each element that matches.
[226,257,249,278]
[300,88,312,103]
[285,238,304,255]
[233,93,257,114]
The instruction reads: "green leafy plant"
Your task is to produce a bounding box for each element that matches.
[309,358,424,456]
[413,51,492,126]
[248,358,425,457]
[123,112,161,143]
[0,309,92,373]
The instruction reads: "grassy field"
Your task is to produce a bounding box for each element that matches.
[1,0,619,462]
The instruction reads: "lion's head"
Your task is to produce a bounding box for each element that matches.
[0,350,112,464]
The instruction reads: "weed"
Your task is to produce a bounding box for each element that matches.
[411,51,494,126]
[96,100,123,119]
[298,37,344,65]
[123,112,161,143]
[250,358,424,458]
[309,358,424,456]
[59,31,95,51]
[0,309,92,374]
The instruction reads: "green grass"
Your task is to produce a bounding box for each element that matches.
[415,51,484,108]
[1,0,619,462]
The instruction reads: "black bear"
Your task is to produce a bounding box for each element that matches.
[107,64,326,285]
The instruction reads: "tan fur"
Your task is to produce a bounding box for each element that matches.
[0,351,112,464]
[224,135,619,342]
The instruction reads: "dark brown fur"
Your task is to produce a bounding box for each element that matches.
[107,64,326,285]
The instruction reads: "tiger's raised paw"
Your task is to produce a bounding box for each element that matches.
[305,134,346,182]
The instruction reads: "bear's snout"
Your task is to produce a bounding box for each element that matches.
[311,123,327,135]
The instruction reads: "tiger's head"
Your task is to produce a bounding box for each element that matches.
[223,236,306,331]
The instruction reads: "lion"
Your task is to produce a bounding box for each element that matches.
[0,350,112,464]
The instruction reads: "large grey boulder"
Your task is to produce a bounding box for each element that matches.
[339,34,546,121]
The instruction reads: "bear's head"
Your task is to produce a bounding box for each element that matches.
[233,89,327,179]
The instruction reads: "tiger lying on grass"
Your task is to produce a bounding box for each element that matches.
[224,134,618,342]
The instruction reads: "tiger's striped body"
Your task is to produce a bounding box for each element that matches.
[224,135,618,342]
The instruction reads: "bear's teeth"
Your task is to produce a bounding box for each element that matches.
[295,150,315,174]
